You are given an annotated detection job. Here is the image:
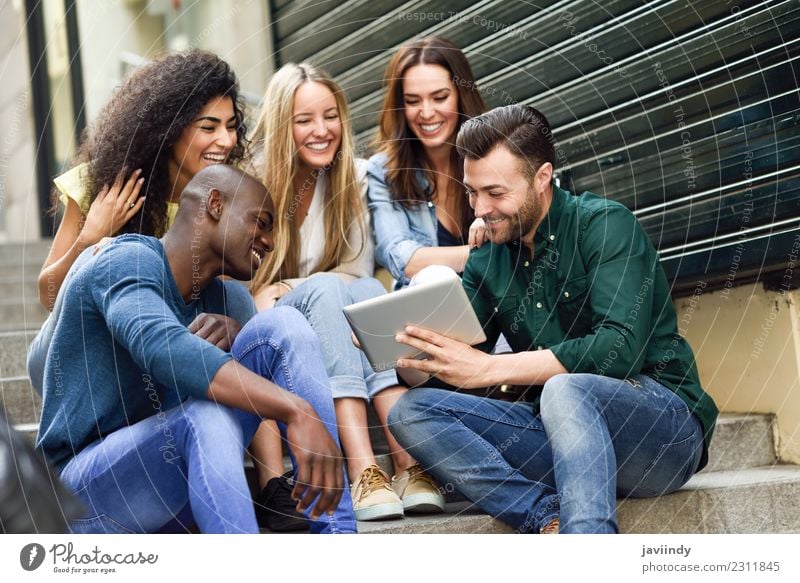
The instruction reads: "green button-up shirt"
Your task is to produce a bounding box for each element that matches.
[462,185,718,469]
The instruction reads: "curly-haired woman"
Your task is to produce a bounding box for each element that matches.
[29,49,260,450]
[36,49,250,311]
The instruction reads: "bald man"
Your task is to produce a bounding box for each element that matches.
[36,165,356,534]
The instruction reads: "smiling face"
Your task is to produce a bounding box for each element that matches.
[170,95,238,190]
[291,81,342,171]
[464,145,552,247]
[221,179,275,280]
[402,64,460,154]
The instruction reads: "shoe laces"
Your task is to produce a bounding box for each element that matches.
[406,463,437,488]
[357,465,391,500]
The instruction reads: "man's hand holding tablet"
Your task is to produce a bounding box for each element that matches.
[342,266,487,379]
[395,324,493,388]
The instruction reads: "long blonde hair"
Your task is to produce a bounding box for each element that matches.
[250,63,365,292]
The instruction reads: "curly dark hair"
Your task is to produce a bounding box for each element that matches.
[63,49,249,237]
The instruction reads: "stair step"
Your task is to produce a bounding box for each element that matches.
[0,299,48,328]
[11,422,38,446]
[0,331,37,378]
[0,241,51,262]
[0,376,41,425]
[703,413,776,472]
[359,464,800,534]
[0,278,40,300]
[357,501,512,534]
[0,261,46,278]
[618,464,800,533]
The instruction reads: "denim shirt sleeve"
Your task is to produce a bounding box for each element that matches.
[549,204,654,378]
[366,154,424,286]
[90,245,231,401]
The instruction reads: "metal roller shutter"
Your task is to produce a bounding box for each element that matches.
[269,0,800,294]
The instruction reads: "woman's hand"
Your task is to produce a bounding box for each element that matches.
[468,217,488,249]
[80,169,145,245]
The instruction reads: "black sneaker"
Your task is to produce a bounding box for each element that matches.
[254,471,309,532]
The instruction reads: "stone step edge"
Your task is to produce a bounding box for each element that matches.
[365,464,800,534]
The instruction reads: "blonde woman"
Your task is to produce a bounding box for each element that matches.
[250,63,444,521]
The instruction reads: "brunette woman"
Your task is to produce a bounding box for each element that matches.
[368,36,488,289]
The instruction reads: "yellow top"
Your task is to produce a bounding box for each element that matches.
[54,163,179,228]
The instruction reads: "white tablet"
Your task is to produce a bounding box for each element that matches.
[342,270,487,372]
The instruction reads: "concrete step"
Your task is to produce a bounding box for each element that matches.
[0,330,37,378]
[0,261,46,278]
[358,501,512,534]
[0,241,51,262]
[360,415,789,534]
[0,299,49,327]
[1,376,41,426]
[11,422,38,446]
[618,464,800,533]
[0,278,40,300]
[703,413,776,473]
[360,464,800,534]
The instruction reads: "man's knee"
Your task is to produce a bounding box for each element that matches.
[540,373,603,422]
[388,388,446,441]
[232,306,318,358]
[183,399,240,431]
[180,399,254,449]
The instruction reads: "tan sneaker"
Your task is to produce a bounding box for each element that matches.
[391,463,445,514]
[350,465,404,521]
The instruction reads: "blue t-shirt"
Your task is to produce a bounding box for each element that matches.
[36,235,234,471]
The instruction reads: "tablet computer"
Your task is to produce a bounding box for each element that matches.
[342,271,487,372]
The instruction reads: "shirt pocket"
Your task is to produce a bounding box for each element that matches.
[556,275,593,337]
[404,203,434,242]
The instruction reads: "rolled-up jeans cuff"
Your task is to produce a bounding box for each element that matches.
[330,375,369,400]
[366,368,400,401]
[533,494,561,533]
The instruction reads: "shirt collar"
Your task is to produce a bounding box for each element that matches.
[506,181,567,250]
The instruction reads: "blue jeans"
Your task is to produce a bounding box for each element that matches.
[277,274,398,401]
[389,373,704,533]
[60,307,356,534]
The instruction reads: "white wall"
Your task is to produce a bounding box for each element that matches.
[0,0,41,242]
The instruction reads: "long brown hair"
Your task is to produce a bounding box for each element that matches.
[375,36,485,235]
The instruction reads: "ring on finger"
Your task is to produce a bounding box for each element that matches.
[129,201,136,209]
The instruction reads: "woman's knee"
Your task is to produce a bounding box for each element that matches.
[347,276,387,303]
[299,273,351,305]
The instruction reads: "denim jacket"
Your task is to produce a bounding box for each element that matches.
[366,153,439,288]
